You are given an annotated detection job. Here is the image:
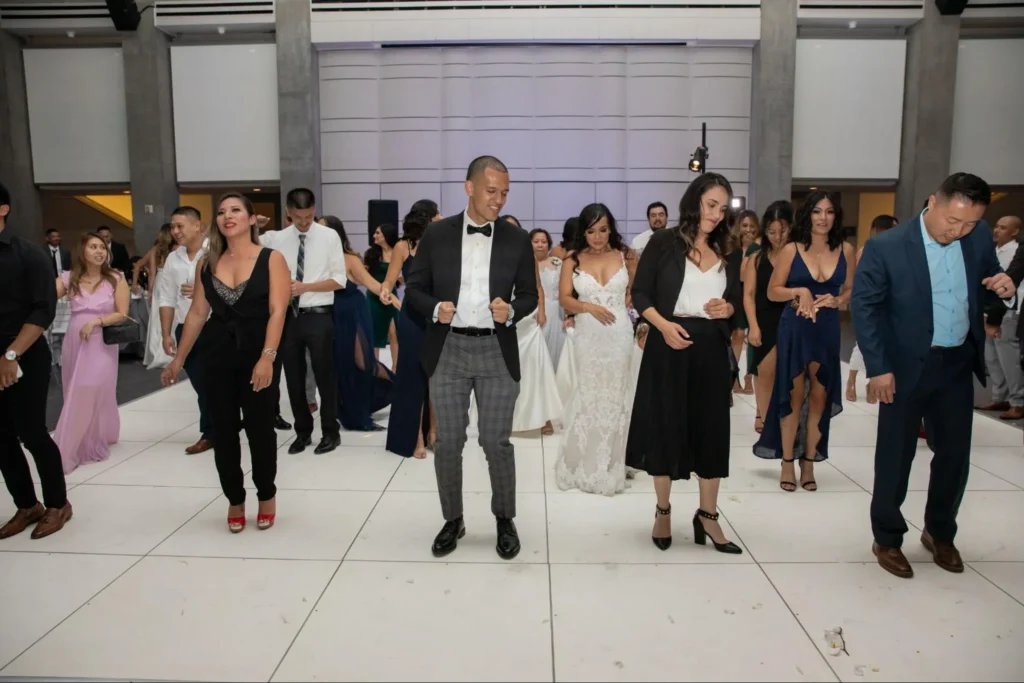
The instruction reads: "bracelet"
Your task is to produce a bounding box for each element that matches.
[262,348,277,358]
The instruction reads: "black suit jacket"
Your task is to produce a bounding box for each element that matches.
[109,241,131,274]
[46,246,71,276]
[851,215,1006,394]
[630,228,744,347]
[405,212,538,381]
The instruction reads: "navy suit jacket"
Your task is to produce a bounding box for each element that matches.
[851,214,1004,396]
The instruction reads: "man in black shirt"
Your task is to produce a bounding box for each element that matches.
[96,225,131,274]
[0,183,72,540]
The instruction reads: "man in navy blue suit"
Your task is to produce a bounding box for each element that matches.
[852,173,1015,579]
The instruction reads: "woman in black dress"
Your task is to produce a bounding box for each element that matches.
[162,192,290,533]
[626,173,742,554]
[743,201,793,433]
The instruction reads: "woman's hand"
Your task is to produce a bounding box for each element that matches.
[586,303,616,326]
[814,293,839,310]
[250,355,274,392]
[379,289,393,306]
[748,325,762,347]
[703,298,732,320]
[563,316,575,331]
[537,308,547,328]
[80,319,101,341]
[793,287,816,321]
[657,320,693,350]
[161,360,183,387]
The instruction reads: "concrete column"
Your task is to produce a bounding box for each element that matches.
[122,10,179,253]
[0,30,44,241]
[747,0,797,217]
[894,2,961,221]
[276,0,321,208]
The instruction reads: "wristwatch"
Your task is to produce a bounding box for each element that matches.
[4,350,17,362]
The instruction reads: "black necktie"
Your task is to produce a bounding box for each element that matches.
[467,223,492,238]
[51,249,60,276]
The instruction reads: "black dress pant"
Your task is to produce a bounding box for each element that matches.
[175,325,213,441]
[207,343,281,506]
[871,344,974,548]
[0,338,67,510]
[282,309,339,439]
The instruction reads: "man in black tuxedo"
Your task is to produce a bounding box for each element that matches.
[405,156,537,560]
[96,225,131,274]
[44,229,70,277]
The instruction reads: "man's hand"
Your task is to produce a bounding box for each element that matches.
[290,280,308,297]
[437,301,456,324]
[163,334,177,357]
[0,357,19,390]
[868,373,896,404]
[490,298,511,324]
[180,283,194,299]
[983,273,1016,299]
[986,323,1001,340]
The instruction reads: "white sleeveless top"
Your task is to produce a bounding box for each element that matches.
[672,257,727,318]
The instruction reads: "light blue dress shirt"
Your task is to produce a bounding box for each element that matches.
[921,210,970,347]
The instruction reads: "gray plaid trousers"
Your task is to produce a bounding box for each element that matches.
[429,332,519,521]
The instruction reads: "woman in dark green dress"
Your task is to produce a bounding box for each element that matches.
[364,222,400,369]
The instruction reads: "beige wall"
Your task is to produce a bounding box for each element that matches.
[857,192,896,248]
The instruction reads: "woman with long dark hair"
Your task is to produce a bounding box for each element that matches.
[365,222,400,368]
[162,192,290,533]
[753,190,856,492]
[319,215,399,430]
[743,201,793,433]
[381,199,442,458]
[550,216,578,261]
[626,173,743,554]
[53,233,130,474]
[731,209,760,395]
[554,203,637,494]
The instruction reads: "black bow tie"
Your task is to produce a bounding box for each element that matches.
[467,222,493,238]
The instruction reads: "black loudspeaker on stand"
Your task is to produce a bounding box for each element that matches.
[934,0,968,16]
[105,0,142,31]
[368,200,399,243]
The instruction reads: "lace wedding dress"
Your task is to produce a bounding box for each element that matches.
[555,259,634,495]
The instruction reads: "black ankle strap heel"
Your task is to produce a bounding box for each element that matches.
[692,509,743,555]
[652,504,672,551]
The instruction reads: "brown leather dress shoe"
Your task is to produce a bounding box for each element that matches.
[873,542,913,579]
[999,406,1024,420]
[0,503,45,539]
[185,438,213,455]
[921,531,964,573]
[30,503,73,540]
[977,400,1010,412]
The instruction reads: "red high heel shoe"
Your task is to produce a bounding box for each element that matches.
[257,499,276,530]
[228,507,245,534]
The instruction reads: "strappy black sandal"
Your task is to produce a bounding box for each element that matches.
[652,504,672,551]
[780,457,797,492]
[800,457,818,491]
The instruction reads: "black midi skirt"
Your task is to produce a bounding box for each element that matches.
[625,317,732,481]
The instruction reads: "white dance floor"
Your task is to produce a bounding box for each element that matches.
[1,368,1023,682]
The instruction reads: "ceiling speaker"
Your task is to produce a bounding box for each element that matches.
[105,0,141,31]
[934,0,969,16]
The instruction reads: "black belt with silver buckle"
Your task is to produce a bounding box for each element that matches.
[297,306,333,315]
[450,327,495,337]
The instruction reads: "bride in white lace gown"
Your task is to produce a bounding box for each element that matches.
[554,203,637,495]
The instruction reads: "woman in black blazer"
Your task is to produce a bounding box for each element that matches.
[626,172,743,555]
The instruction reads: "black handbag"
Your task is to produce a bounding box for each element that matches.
[102,316,142,345]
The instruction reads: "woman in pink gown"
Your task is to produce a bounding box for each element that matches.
[54,233,130,474]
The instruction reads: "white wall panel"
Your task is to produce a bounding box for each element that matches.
[950,39,1024,186]
[320,46,752,240]
[23,48,130,185]
[792,39,906,181]
[171,44,279,183]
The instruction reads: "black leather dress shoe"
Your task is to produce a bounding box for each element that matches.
[288,435,312,454]
[496,517,521,560]
[431,518,466,557]
[314,434,341,454]
[275,415,292,431]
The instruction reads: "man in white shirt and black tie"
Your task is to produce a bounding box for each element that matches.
[261,188,347,454]
[44,229,70,277]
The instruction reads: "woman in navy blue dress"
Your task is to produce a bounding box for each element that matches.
[754,190,856,492]
[319,216,398,431]
[381,200,442,459]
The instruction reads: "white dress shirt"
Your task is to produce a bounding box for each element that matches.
[631,229,655,255]
[673,258,727,318]
[260,224,346,308]
[48,245,64,276]
[157,243,207,328]
[996,240,1021,313]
